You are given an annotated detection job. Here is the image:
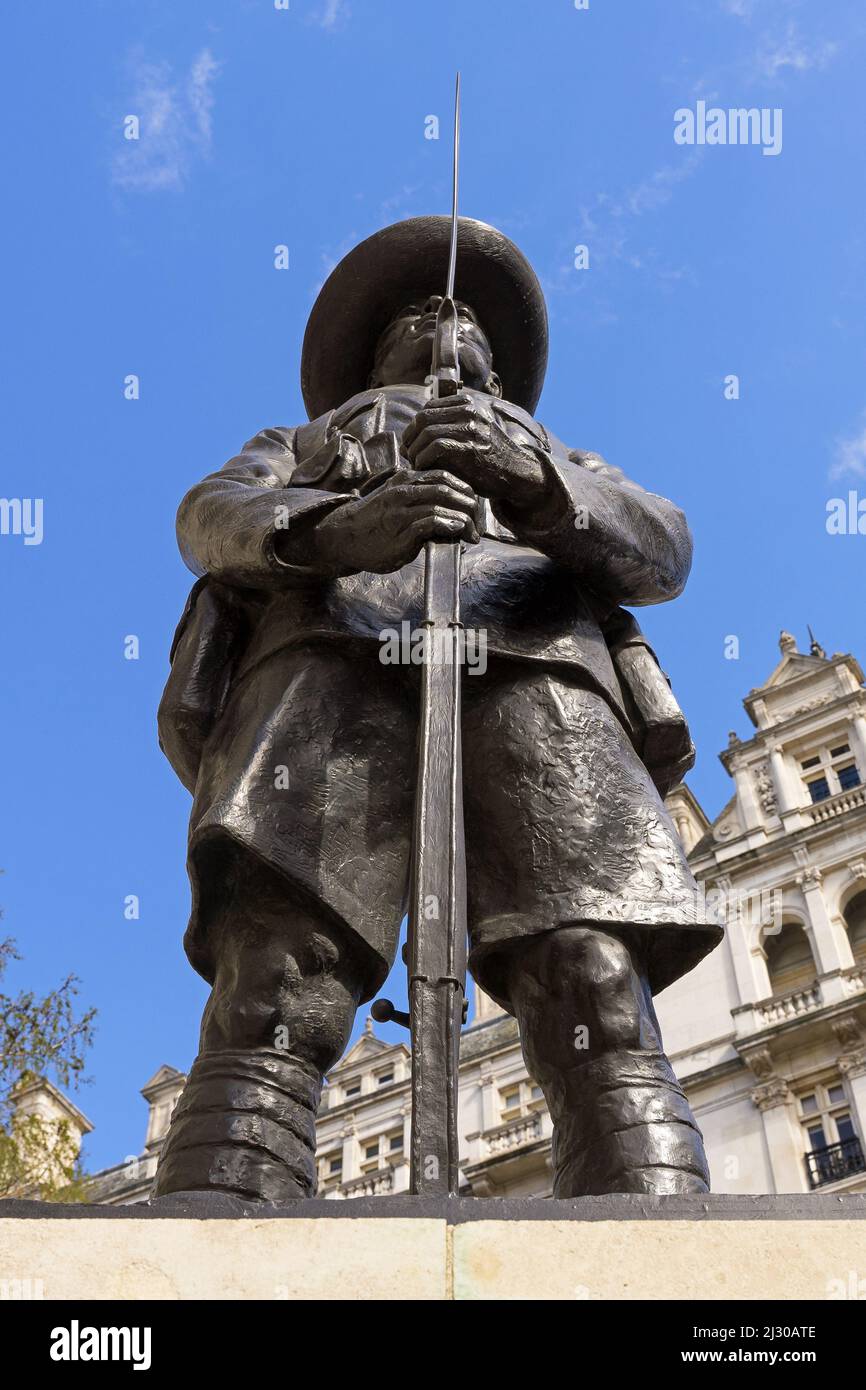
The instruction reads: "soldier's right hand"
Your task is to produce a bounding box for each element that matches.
[312,469,480,575]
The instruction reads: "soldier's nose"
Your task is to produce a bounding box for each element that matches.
[422,296,443,315]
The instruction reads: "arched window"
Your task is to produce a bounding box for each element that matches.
[763,922,817,996]
[843,889,866,967]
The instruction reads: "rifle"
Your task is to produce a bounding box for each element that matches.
[373,75,467,1196]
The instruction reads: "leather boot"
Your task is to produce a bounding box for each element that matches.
[549,1049,710,1196]
[152,1048,321,1202]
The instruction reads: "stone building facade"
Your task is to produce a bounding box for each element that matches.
[661,631,866,1195]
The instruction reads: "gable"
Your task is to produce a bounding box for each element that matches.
[140,1064,185,1093]
[331,1031,406,1072]
[758,651,826,691]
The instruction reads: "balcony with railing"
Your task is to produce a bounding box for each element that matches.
[733,964,866,1040]
[755,982,822,1027]
[805,1135,866,1189]
[461,1107,552,1195]
[809,783,866,824]
[484,1111,543,1156]
[338,1167,396,1198]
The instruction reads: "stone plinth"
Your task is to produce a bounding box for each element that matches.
[2,1194,866,1301]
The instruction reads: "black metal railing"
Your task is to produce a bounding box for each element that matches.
[805,1136,866,1188]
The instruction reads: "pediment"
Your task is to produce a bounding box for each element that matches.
[332,1029,405,1072]
[757,651,826,692]
[140,1064,186,1098]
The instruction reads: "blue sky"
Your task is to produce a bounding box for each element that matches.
[3,0,866,1173]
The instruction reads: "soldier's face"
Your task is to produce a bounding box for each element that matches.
[370,296,500,394]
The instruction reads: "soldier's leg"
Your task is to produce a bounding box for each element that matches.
[501,925,710,1197]
[153,856,370,1203]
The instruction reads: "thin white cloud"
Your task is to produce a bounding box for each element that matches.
[379,182,425,219]
[576,154,702,251]
[831,418,866,480]
[541,154,702,312]
[705,4,841,92]
[754,23,838,79]
[719,0,796,20]
[619,158,702,218]
[112,48,221,193]
[188,49,219,143]
[317,0,348,30]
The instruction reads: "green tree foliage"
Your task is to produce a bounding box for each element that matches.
[0,933,96,1200]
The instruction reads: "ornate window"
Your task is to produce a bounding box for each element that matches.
[498,1080,546,1123]
[318,1151,343,1189]
[799,741,860,803]
[360,1131,403,1172]
[843,890,866,967]
[361,1138,381,1172]
[798,1081,865,1188]
[763,922,817,996]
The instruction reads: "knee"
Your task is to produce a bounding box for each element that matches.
[511,928,633,1017]
[203,925,361,1066]
[511,927,655,1062]
[542,928,633,997]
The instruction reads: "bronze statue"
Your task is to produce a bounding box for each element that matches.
[153,211,722,1206]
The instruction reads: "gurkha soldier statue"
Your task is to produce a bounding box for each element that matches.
[153,205,722,1206]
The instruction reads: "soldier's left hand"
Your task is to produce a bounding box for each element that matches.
[402,391,548,509]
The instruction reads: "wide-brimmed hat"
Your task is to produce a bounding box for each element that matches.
[301,215,548,420]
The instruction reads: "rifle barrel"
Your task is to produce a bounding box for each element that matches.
[407,70,467,1199]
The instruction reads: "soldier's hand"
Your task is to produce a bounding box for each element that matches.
[313,468,480,575]
[402,391,548,510]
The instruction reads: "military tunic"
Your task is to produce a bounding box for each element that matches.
[167,384,721,1005]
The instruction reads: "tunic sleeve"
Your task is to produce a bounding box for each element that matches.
[494,447,693,608]
[176,426,350,589]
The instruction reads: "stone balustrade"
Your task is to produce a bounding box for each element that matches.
[809,784,866,823]
[483,1112,542,1156]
